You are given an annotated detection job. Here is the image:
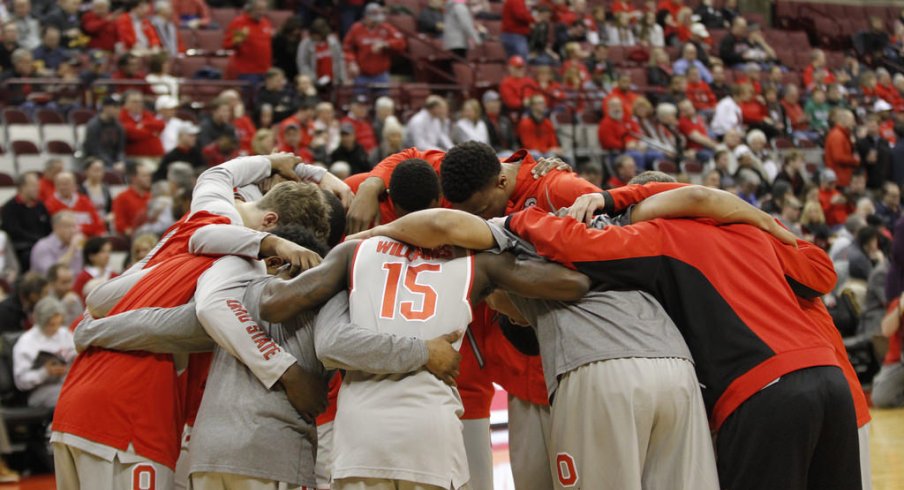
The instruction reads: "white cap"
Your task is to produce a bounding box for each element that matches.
[874,99,893,112]
[691,23,710,38]
[155,95,178,111]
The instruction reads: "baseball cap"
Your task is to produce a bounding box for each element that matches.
[691,23,710,38]
[822,168,838,183]
[155,95,178,111]
[340,122,356,134]
[482,90,500,104]
[178,123,201,135]
[352,94,369,105]
[874,99,893,112]
[508,55,526,68]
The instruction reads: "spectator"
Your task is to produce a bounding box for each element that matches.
[343,3,406,88]
[158,124,204,177]
[0,272,48,333]
[12,296,75,408]
[818,168,849,228]
[406,95,454,151]
[526,5,557,63]
[32,25,67,74]
[825,109,861,188]
[695,0,725,29]
[296,17,346,87]
[780,85,812,140]
[875,182,902,231]
[607,154,637,188]
[598,97,651,167]
[586,44,616,88]
[452,98,490,145]
[0,22,18,72]
[685,65,716,112]
[848,226,885,281]
[711,83,744,138]
[443,0,482,58]
[1,172,52,269]
[0,228,19,287]
[10,0,40,50]
[200,97,236,147]
[80,159,112,218]
[202,131,240,167]
[128,233,158,269]
[854,16,890,65]
[372,96,397,147]
[171,0,210,28]
[501,0,532,59]
[254,68,296,125]
[276,101,314,148]
[30,212,83,275]
[719,16,757,68]
[635,10,664,48]
[708,64,729,100]
[650,102,685,162]
[250,128,277,156]
[43,0,82,48]
[418,0,444,37]
[524,63,563,108]
[120,90,165,164]
[577,161,603,188]
[659,74,688,106]
[82,0,117,51]
[146,54,179,99]
[746,128,778,181]
[115,0,161,54]
[331,123,371,175]
[342,95,378,153]
[517,94,561,157]
[803,49,834,90]
[277,123,314,162]
[677,99,718,162]
[857,113,893,190]
[293,74,321,112]
[0,49,36,107]
[804,87,831,135]
[223,0,272,83]
[156,95,184,152]
[151,0,182,57]
[606,10,634,46]
[44,172,106,237]
[499,55,537,111]
[45,264,81,326]
[602,71,639,119]
[773,151,808,197]
[72,237,117,299]
[481,90,517,152]
[110,52,151,95]
[271,16,302,81]
[673,43,712,83]
[219,89,256,154]
[370,118,405,166]
[112,162,152,236]
[646,47,672,88]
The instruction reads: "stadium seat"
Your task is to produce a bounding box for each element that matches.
[682,161,703,174]
[175,56,212,78]
[453,63,474,87]
[11,141,45,174]
[0,173,13,187]
[104,171,125,185]
[266,10,293,29]
[210,8,237,27]
[69,108,95,126]
[394,0,420,16]
[655,160,678,174]
[46,140,74,156]
[41,123,75,147]
[0,144,13,177]
[178,28,196,49]
[478,20,501,36]
[176,109,198,123]
[480,41,506,63]
[388,14,416,33]
[195,30,224,53]
[475,63,505,88]
[34,109,64,125]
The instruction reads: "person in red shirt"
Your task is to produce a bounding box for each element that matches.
[43,171,106,237]
[120,90,165,160]
[223,0,273,83]
[112,162,152,236]
[685,65,717,112]
[677,99,719,162]
[781,85,810,133]
[218,89,257,155]
[824,109,860,188]
[523,63,563,109]
[602,72,639,118]
[517,95,561,157]
[499,55,538,112]
[501,0,532,59]
[202,132,241,167]
[817,169,850,227]
[38,158,64,202]
[343,3,406,87]
[114,0,161,53]
[875,68,904,110]
[72,237,118,300]
[606,154,637,188]
[277,103,315,147]
[277,123,315,163]
[802,49,836,90]
[82,0,117,51]
[341,95,377,153]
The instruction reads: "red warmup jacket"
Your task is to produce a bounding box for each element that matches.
[82,11,117,51]
[739,99,768,124]
[802,64,836,89]
[115,13,161,50]
[44,193,107,237]
[499,75,538,111]
[233,116,256,155]
[597,114,639,151]
[120,109,165,156]
[818,188,849,227]
[502,0,533,35]
[678,115,709,150]
[686,81,716,110]
[824,125,859,187]
[223,14,273,76]
[876,82,904,111]
[506,183,841,430]
[112,186,151,235]
[341,115,377,153]
[342,22,405,77]
[781,100,808,130]
[602,88,639,118]
[517,116,558,153]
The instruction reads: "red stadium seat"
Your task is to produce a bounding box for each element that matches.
[453,63,474,87]
[626,67,647,88]
[179,28,196,49]
[2,108,29,124]
[176,109,198,123]
[104,171,125,185]
[11,140,39,155]
[175,56,212,78]
[607,46,626,65]
[480,41,506,63]
[475,63,505,87]
[35,109,64,124]
[478,20,501,36]
[195,30,224,53]
[683,161,703,174]
[46,140,74,155]
[0,173,14,187]
[655,160,678,174]
[775,137,794,149]
[69,108,95,126]
[787,31,810,51]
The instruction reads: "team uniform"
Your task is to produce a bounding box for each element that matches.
[332,237,474,489]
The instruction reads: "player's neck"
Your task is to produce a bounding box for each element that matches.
[235,201,256,228]
[500,163,520,200]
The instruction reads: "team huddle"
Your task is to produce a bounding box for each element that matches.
[50,141,867,490]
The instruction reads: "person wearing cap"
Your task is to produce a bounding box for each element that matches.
[82,0,117,51]
[82,95,126,170]
[825,109,861,188]
[157,123,205,180]
[343,3,406,88]
[223,0,272,83]
[499,55,538,112]
[342,95,378,153]
[278,123,315,163]
[481,90,517,152]
[331,123,371,175]
[818,168,850,228]
[500,0,532,59]
[673,43,712,84]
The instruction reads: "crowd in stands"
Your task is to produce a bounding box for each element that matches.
[4,0,904,480]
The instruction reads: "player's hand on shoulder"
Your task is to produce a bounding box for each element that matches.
[266,152,303,182]
[280,364,329,424]
[319,172,355,208]
[261,235,323,275]
[566,192,606,225]
[531,157,572,179]
[425,331,462,387]
[346,192,380,234]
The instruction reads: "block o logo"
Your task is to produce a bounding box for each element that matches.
[131,464,156,490]
[556,452,579,487]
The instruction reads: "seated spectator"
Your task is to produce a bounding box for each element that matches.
[773,151,808,197]
[128,233,159,269]
[0,230,19,288]
[875,182,901,231]
[156,95,185,152]
[32,26,67,74]
[44,173,106,237]
[599,97,642,159]
[171,0,210,28]
[276,102,314,149]
[312,101,341,158]
[818,169,850,228]
[646,47,673,88]
[158,124,205,177]
[481,90,517,152]
[452,98,490,145]
[0,273,47,336]
[659,74,688,106]
[524,63,563,109]
[719,16,774,69]
[737,83,779,139]
[677,99,718,162]
[607,154,637,188]
[331,123,370,175]
[251,129,277,156]
[119,90,165,164]
[780,85,812,139]
[746,128,778,181]
[635,10,665,48]
[112,163,152,236]
[297,18,346,87]
[874,292,904,408]
[1,172,52,268]
[30,212,83,276]
[517,95,561,158]
[685,66,716,112]
[559,42,590,84]
[876,68,904,109]
[72,236,117,300]
[278,123,315,162]
[499,55,537,112]
[585,44,616,88]
[695,0,725,30]
[200,98,236,147]
[825,109,861,188]
[602,71,639,118]
[805,87,831,135]
[649,102,686,162]
[146,53,179,100]
[45,264,81,326]
[803,49,836,90]
[12,296,75,408]
[342,95,378,154]
[110,53,151,96]
[372,96,398,148]
[500,0,532,59]
[709,64,730,100]
[673,43,712,83]
[219,89,256,155]
[255,68,296,125]
[854,16,891,66]
[10,0,40,51]
[711,83,744,138]
[369,118,405,166]
[343,3,406,87]
[82,0,117,51]
[847,226,885,281]
[0,22,18,73]
[606,10,635,46]
[859,70,879,105]
[407,95,454,151]
[202,131,240,167]
[418,0,444,37]
[151,0,183,57]
[0,49,36,107]
[223,0,272,83]
[115,0,161,54]
[80,159,112,218]
[777,195,803,237]
[858,113,893,190]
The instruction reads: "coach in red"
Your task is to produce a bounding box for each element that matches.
[223,0,272,83]
[343,3,405,88]
[120,90,165,162]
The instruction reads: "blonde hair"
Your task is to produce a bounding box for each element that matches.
[257,181,330,243]
[800,201,826,227]
[252,129,276,155]
[462,99,482,120]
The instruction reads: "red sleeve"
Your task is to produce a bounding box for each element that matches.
[499,78,522,110]
[342,23,359,54]
[84,201,107,236]
[72,270,90,299]
[543,120,558,149]
[383,24,406,52]
[803,65,814,88]
[542,171,603,210]
[223,18,242,49]
[115,15,134,48]
[826,132,858,167]
[368,148,443,189]
[771,234,838,298]
[509,0,533,23]
[144,21,161,47]
[516,118,537,150]
[605,182,689,214]
[112,193,130,234]
[120,113,162,139]
[597,120,623,150]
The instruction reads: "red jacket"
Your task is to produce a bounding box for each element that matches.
[781,100,808,130]
[38,178,55,202]
[597,114,639,151]
[876,82,904,111]
[82,11,117,51]
[818,187,849,227]
[824,125,859,187]
[115,13,161,50]
[223,14,273,76]
[341,115,377,153]
[44,193,107,237]
[120,109,165,156]
[678,115,709,150]
[686,81,716,110]
[802,64,836,89]
[342,22,405,77]
[602,88,639,118]
[502,0,533,35]
[507,183,841,430]
[500,75,538,111]
[233,116,256,155]
[739,99,768,124]
[517,116,559,153]
[112,186,151,235]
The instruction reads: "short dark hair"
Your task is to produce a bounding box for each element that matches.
[856,225,880,248]
[82,236,109,265]
[628,171,677,185]
[322,189,346,249]
[440,142,500,204]
[270,223,328,258]
[16,272,48,299]
[389,159,440,214]
[47,264,68,282]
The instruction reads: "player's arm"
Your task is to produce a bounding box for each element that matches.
[473,252,591,303]
[347,209,497,250]
[189,224,321,274]
[566,182,688,224]
[770,236,837,298]
[73,305,213,354]
[259,240,359,324]
[346,148,420,233]
[85,266,154,318]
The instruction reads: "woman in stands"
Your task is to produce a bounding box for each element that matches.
[72,236,117,301]
[79,159,112,220]
[12,296,75,409]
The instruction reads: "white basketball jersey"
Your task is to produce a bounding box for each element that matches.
[332,237,474,488]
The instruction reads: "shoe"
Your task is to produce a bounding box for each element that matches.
[0,463,20,483]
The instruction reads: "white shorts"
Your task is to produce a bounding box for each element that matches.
[190,472,305,490]
[53,442,175,490]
